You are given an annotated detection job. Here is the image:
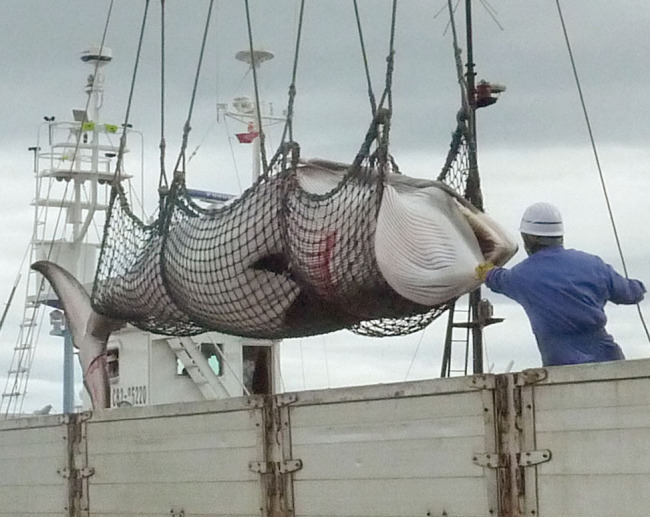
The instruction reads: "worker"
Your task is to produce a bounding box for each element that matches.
[475,202,646,366]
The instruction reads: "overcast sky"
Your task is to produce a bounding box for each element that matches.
[0,0,649,412]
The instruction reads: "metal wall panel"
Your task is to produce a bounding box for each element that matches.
[525,359,650,517]
[12,359,650,516]
[84,399,265,516]
[287,377,498,516]
[0,416,67,516]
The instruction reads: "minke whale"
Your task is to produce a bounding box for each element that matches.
[33,159,517,408]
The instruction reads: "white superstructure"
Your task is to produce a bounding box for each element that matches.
[1,46,279,416]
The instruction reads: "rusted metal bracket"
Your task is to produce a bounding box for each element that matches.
[276,393,298,407]
[59,412,93,516]
[472,452,503,469]
[473,450,551,469]
[278,459,302,474]
[249,461,268,474]
[516,368,548,386]
[59,467,95,479]
[79,467,95,478]
[467,374,496,390]
[60,412,93,425]
[244,396,266,409]
[249,459,303,474]
[518,450,551,467]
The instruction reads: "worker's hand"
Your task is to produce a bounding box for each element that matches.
[475,262,495,282]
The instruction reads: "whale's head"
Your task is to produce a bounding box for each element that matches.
[454,199,518,268]
[375,176,518,306]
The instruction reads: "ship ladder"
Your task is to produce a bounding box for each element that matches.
[167,337,231,399]
[0,158,55,415]
[441,295,504,377]
[440,298,472,377]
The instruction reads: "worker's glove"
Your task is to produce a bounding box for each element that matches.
[475,262,495,282]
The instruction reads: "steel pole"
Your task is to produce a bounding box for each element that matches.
[465,0,485,374]
[63,330,75,414]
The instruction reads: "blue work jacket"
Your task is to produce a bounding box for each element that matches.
[485,246,646,366]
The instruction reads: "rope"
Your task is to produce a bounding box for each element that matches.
[114,0,151,185]
[345,1,400,180]
[274,0,306,156]
[446,0,470,114]
[378,0,398,169]
[284,0,306,145]
[438,0,471,186]
[265,0,306,176]
[403,328,427,381]
[243,0,269,174]
[555,0,650,342]
[158,0,168,191]
[385,0,398,116]
[172,0,216,182]
[376,0,398,114]
[357,0,397,173]
[353,0,377,117]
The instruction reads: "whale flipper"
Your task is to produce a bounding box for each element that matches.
[31,261,123,409]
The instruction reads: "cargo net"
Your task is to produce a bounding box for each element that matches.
[92,119,473,339]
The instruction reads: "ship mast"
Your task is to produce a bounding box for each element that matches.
[440,0,505,377]
[464,0,485,375]
[0,46,131,416]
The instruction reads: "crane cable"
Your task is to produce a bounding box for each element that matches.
[350,0,398,171]
[272,0,306,152]
[172,0,216,181]
[555,0,650,343]
[283,0,306,145]
[114,0,151,185]
[263,0,306,175]
[353,0,378,117]
[159,0,168,191]
[446,0,469,115]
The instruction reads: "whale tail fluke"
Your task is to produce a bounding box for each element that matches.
[31,260,123,409]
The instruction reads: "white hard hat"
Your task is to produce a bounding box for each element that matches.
[519,202,564,236]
